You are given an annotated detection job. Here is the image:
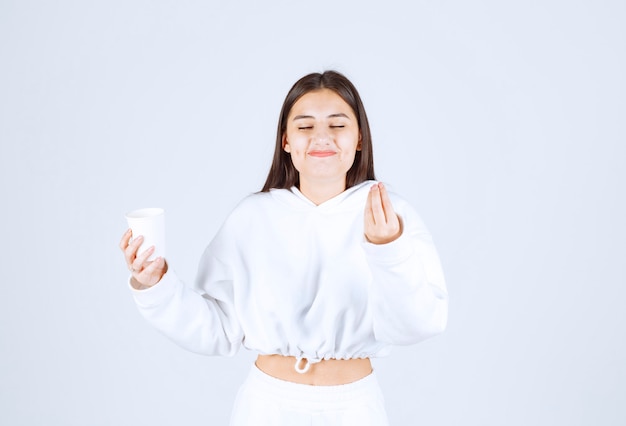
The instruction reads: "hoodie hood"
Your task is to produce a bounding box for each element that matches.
[270,180,377,212]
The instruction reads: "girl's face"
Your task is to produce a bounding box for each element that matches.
[283,89,361,188]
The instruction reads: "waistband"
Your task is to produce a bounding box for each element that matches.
[243,363,382,408]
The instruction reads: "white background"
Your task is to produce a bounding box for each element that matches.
[1,1,624,425]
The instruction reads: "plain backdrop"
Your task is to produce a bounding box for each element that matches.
[1,1,624,425]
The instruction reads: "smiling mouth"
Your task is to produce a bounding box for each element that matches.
[308,150,336,157]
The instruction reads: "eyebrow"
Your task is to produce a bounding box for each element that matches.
[292,113,351,121]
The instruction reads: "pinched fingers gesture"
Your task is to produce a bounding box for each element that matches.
[364,183,402,245]
[119,229,167,288]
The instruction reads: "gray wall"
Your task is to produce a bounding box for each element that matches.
[1,1,624,425]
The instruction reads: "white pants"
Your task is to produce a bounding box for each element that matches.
[229,364,390,426]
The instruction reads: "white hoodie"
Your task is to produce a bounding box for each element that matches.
[130,181,448,364]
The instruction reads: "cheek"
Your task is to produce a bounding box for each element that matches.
[287,136,309,155]
[341,134,361,154]
[287,144,305,170]
[340,151,358,166]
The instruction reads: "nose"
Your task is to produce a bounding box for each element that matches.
[312,127,331,144]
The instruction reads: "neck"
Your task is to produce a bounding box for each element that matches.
[299,176,346,205]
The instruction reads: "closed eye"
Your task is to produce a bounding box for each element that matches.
[298,126,313,130]
[330,125,345,128]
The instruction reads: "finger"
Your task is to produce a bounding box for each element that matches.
[136,257,167,287]
[119,228,132,251]
[370,184,386,224]
[132,245,155,271]
[124,235,143,267]
[378,183,396,220]
[142,256,165,276]
[379,183,401,239]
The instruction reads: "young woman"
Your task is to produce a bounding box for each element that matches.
[120,70,448,425]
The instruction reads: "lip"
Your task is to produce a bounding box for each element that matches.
[308,150,337,158]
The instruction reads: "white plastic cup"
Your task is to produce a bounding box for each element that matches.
[125,208,166,261]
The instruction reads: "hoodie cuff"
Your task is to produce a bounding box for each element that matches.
[128,270,180,308]
[361,230,414,265]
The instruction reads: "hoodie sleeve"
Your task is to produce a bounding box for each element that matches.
[362,195,448,345]
[129,234,243,357]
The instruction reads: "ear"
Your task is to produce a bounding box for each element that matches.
[282,134,291,153]
[357,132,362,151]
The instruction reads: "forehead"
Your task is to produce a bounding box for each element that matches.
[289,89,356,119]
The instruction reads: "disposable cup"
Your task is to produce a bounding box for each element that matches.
[125,208,166,261]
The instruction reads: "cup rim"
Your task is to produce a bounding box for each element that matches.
[125,207,164,219]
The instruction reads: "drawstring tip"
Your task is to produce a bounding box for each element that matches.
[294,357,311,374]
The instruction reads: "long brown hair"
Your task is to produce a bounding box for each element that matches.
[261,70,376,192]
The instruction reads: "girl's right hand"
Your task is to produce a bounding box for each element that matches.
[119,229,168,289]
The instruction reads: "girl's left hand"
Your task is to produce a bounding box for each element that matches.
[364,182,402,244]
